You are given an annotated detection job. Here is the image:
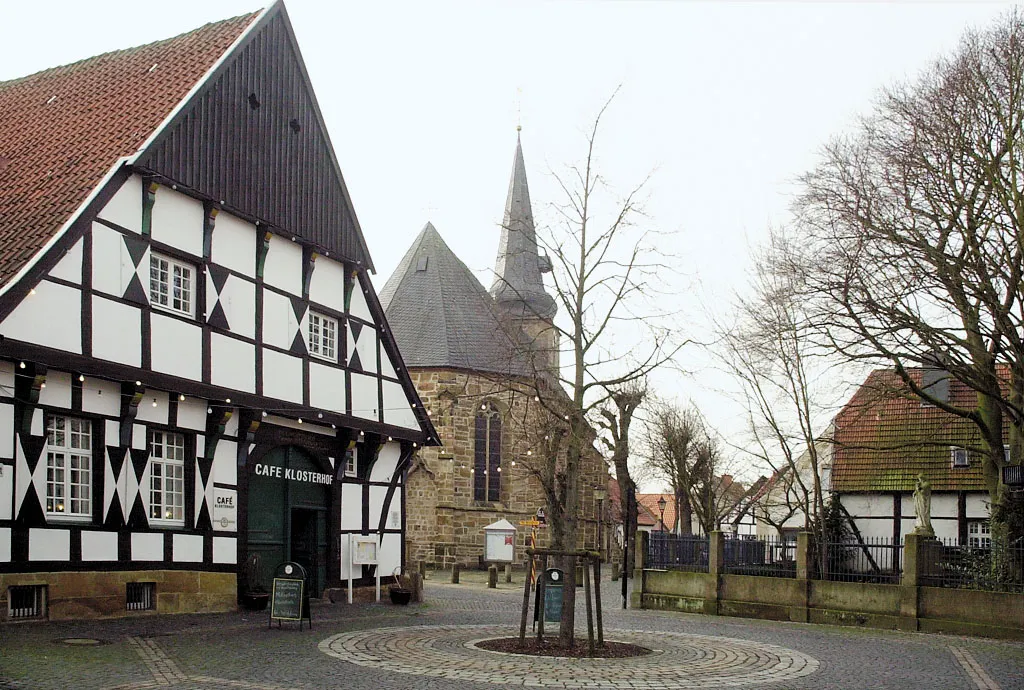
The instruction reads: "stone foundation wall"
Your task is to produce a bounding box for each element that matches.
[0,570,236,621]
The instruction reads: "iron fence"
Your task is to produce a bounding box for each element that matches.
[722,535,797,578]
[920,538,1024,593]
[648,532,709,573]
[814,537,903,584]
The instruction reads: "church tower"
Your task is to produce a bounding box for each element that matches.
[490,130,559,373]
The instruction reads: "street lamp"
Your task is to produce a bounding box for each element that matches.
[657,495,667,533]
[594,486,607,562]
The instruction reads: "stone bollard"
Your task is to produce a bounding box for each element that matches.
[611,562,620,581]
[411,572,424,603]
[418,559,427,580]
[504,563,512,583]
[452,563,461,584]
[488,565,498,588]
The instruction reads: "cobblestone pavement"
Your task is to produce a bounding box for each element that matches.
[0,572,1021,689]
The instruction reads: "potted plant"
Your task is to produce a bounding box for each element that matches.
[240,553,270,611]
[389,568,412,605]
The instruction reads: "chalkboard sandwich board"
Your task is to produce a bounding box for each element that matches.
[270,578,304,621]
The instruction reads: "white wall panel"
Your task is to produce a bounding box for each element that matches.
[29,528,70,561]
[137,391,169,425]
[213,439,237,486]
[151,186,203,257]
[0,361,13,396]
[49,237,83,284]
[966,493,990,517]
[81,531,118,561]
[351,373,379,421]
[0,281,81,354]
[131,532,163,561]
[262,349,303,403]
[177,397,208,431]
[83,378,121,417]
[211,214,256,277]
[104,420,120,448]
[261,289,295,350]
[98,174,142,233]
[173,533,204,563]
[309,256,346,312]
[150,314,202,381]
[0,527,10,562]
[38,371,72,410]
[383,381,418,430]
[355,325,378,375]
[220,275,256,339]
[0,405,14,460]
[369,442,400,483]
[210,334,255,393]
[309,362,345,414]
[132,423,147,450]
[380,342,398,379]
[349,282,373,321]
[224,408,239,437]
[341,484,362,530]
[92,296,141,366]
[263,235,302,295]
[0,463,11,520]
[91,222,135,298]
[378,533,401,582]
[30,409,42,437]
[213,536,236,564]
[369,486,389,532]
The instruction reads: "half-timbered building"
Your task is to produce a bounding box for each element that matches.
[0,2,436,620]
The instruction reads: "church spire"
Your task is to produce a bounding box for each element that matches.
[490,131,556,321]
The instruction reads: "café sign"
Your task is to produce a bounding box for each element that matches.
[253,463,333,486]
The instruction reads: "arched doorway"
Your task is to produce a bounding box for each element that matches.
[247,446,330,597]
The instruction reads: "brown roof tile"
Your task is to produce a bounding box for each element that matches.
[832,368,990,493]
[0,12,258,286]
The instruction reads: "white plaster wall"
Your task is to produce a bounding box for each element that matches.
[210,334,255,393]
[136,391,169,425]
[966,493,991,517]
[369,442,400,483]
[213,536,236,564]
[380,343,398,379]
[150,314,202,381]
[213,439,237,486]
[341,484,362,530]
[29,528,70,561]
[98,174,142,233]
[92,296,141,366]
[349,282,373,321]
[852,518,895,540]
[378,533,401,582]
[262,289,296,350]
[80,531,118,561]
[219,274,256,339]
[0,280,81,354]
[173,533,204,563]
[262,349,303,403]
[354,324,378,375]
[308,256,346,312]
[839,494,887,518]
[369,486,390,532]
[309,362,345,414]
[211,214,256,277]
[83,378,120,417]
[0,463,12,521]
[0,527,10,562]
[131,532,163,561]
[151,186,204,257]
[91,222,138,299]
[0,361,13,396]
[38,371,72,409]
[177,397,208,431]
[263,235,302,295]
[49,237,83,284]
[383,381,418,430]
[351,373,379,421]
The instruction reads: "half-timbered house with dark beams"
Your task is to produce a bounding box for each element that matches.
[0,2,437,621]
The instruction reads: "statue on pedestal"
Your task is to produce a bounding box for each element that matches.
[913,474,934,537]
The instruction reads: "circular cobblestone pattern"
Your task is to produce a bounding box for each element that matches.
[319,624,821,688]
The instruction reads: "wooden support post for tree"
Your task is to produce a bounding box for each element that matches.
[519,553,533,644]
[584,554,595,656]
[536,554,548,642]
[593,557,604,646]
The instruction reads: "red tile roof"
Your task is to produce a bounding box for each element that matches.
[0,12,258,286]
[832,368,990,493]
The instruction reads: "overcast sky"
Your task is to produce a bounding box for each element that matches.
[2,0,1015,486]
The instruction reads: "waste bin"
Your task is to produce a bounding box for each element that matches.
[542,568,564,623]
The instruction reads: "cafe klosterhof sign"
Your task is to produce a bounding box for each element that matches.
[253,463,334,486]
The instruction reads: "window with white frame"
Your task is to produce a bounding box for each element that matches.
[968,520,991,548]
[950,447,969,468]
[45,415,92,518]
[308,311,338,361]
[149,430,185,525]
[345,448,357,477]
[150,252,195,317]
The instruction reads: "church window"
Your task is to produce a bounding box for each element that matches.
[45,415,93,519]
[474,403,502,502]
[148,430,186,525]
[309,311,338,362]
[150,252,195,317]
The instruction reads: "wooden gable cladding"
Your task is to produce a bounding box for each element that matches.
[134,5,372,271]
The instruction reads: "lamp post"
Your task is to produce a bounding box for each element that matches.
[594,486,607,562]
[657,495,667,533]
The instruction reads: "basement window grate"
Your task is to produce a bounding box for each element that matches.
[8,585,47,620]
[126,582,156,611]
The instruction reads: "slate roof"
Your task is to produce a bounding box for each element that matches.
[0,12,258,286]
[490,133,557,320]
[831,368,990,493]
[379,222,536,376]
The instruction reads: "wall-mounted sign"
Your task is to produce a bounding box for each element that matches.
[253,463,333,486]
[352,536,378,565]
[213,488,237,531]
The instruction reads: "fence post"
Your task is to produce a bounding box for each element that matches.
[631,530,648,609]
[706,531,725,616]
[899,533,920,631]
[793,532,811,623]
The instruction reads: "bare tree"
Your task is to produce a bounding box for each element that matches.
[597,381,646,578]
[791,12,1024,541]
[645,401,703,535]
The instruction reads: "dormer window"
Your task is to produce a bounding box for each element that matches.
[150,252,195,317]
[951,447,969,468]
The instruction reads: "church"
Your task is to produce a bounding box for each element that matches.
[0,2,436,620]
[380,133,612,568]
